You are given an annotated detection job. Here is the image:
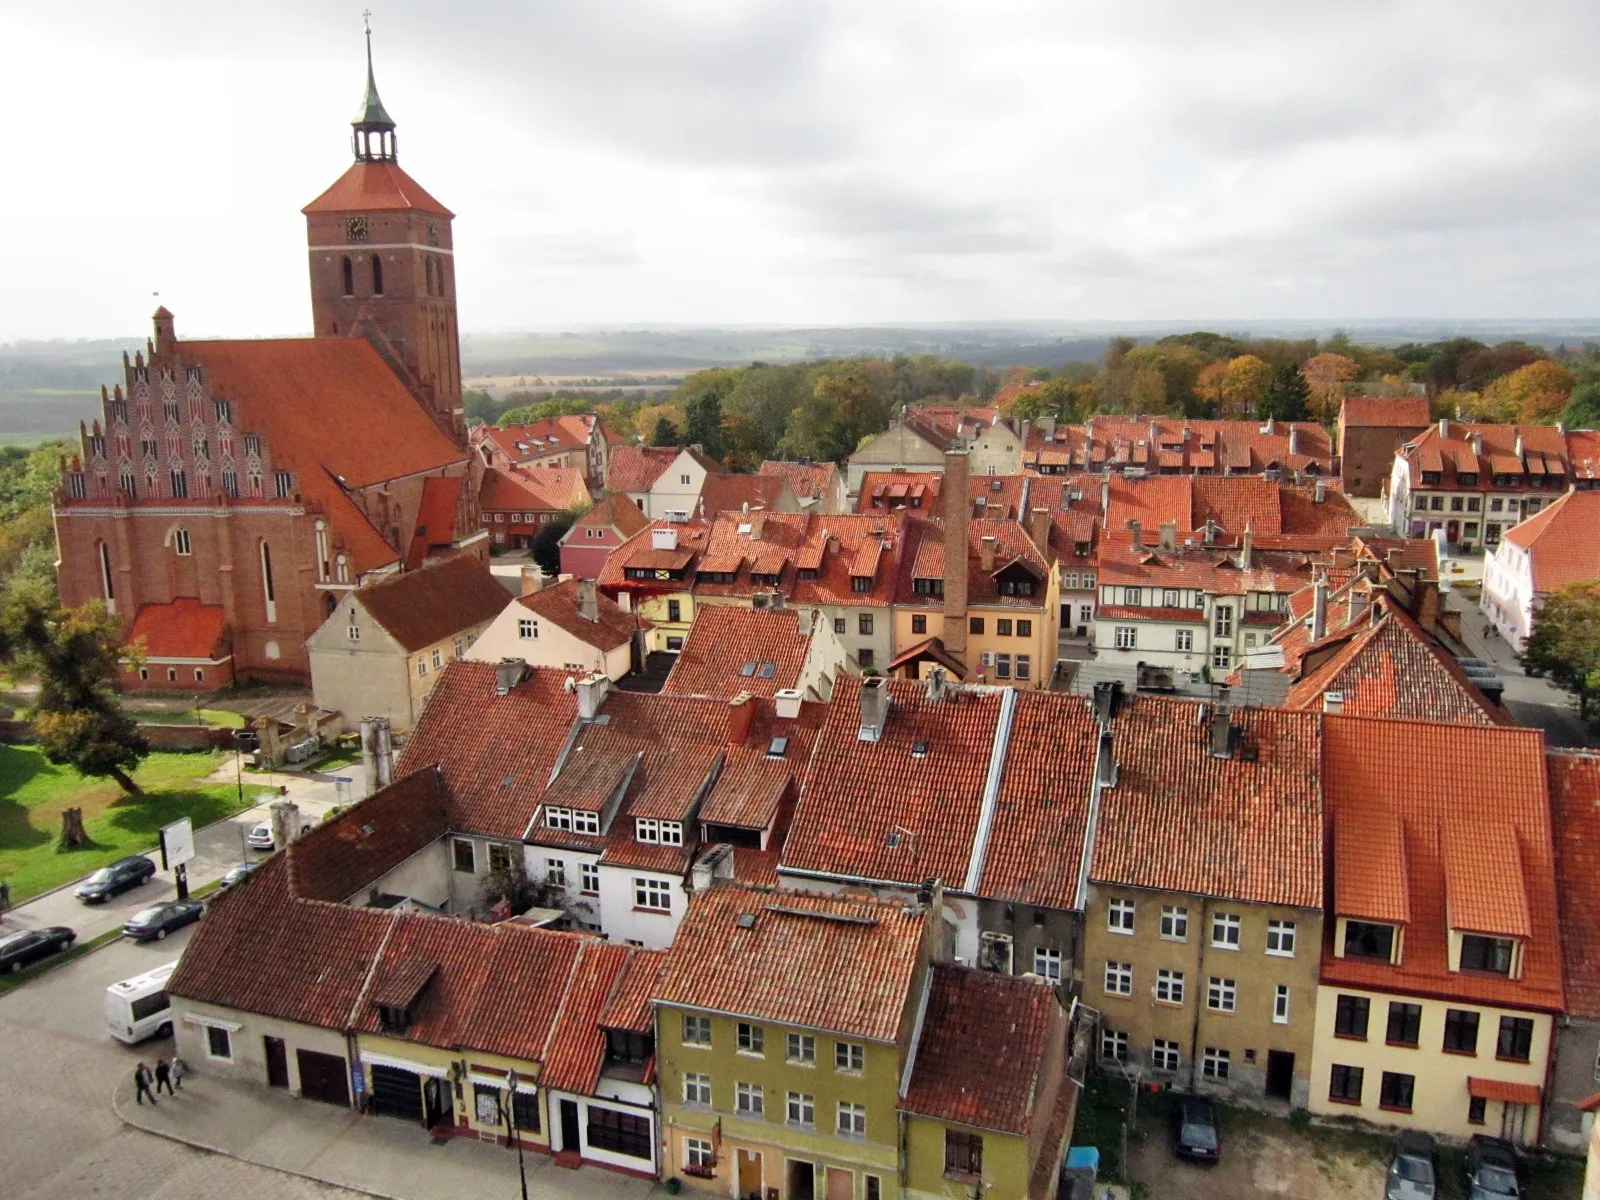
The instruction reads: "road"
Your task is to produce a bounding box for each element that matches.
[0,925,364,1199]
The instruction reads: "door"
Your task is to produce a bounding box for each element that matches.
[826,1167,853,1200]
[369,1063,425,1122]
[560,1098,581,1153]
[1265,1050,1294,1101]
[263,1036,289,1089]
[1447,519,1460,543]
[737,1149,762,1200]
[422,1076,447,1129]
[296,1050,351,1107]
[786,1160,815,1200]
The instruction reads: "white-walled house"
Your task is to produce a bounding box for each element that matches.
[1483,489,1600,651]
[465,577,642,680]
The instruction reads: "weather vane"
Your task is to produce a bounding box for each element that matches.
[363,9,372,37]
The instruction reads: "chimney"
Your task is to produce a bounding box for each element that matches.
[576,672,609,720]
[979,535,998,573]
[1148,419,1158,444]
[651,526,679,551]
[1471,432,1484,458]
[1263,416,1276,436]
[1040,416,1057,440]
[1092,679,1124,724]
[494,657,527,695]
[269,799,302,849]
[1288,425,1301,455]
[1322,690,1344,715]
[1311,579,1328,642]
[359,716,392,793]
[577,578,599,623]
[1126,519,1142,549]
[942,450,970,661]
[1029,507,1050,556]
[1514,432,1525,460]
[1100,476,1111,519]
[1202,521,1217,547]
[1238,524,1253,570]
[727,693,756,745]
[857,676,890,743]
[1208,689,1234,759]
[1314,480,1326,504]
[1438,417,1450,439]
[520,567,541,597]
[1417,576,1442,633]
[750,511,765,540]
[774,688,803,720]
[1159,520,1177,551]
[1095,726,1118,788]
[925,665,949,703]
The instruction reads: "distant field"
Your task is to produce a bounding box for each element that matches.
[0,389,99,441]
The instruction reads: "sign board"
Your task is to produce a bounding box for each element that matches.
[159,817,196,870]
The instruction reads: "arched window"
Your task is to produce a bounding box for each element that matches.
[260,541,277,623]
[371,254,384,296]
[315,521,330,582]
[98,543,116,614]
[336,554,350,584]
[341,256,354,297]
[424,258,434,296]
[171,527,192,557]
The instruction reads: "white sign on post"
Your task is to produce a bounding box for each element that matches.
[160,817,196,870]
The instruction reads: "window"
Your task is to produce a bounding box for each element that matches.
[1379,1071,1415,1112]
[1443,1009,1480,1054]
[680,474,691,486]
[1498,1016,1534,1062]
[1211,912,1241,949]
[1202,1047,1230,1080]
[835,1042,864,1072]
[634,878,672,912]
[1334,994,1370,1039]
[569,863,595,895]
[1125,587,1143,606]
[994,653,1011,679]
[1450,496,1464,512]
[1469,1095,1488,1125]
[786,1092,815,1128]
[545,858,566,888]
[1328,1064,1364,1103]
[787,1032,816,1065]
[667,599,682,623]
[945,1129,983,1178]
[969,617,985,635]
[205,1026,232,1061]
[1343,921,1394,961]
[1114,626,1136,650]
[1461,935,1514,975]
[834,617,846,635]
[1211,645,1231,669]
[170,468,188,499]
[518,617,536,639]
[1101,1029,1128,1063]
[1152,1039,1180,1072]
[837,1102,866,1138]
[859,613,873,635]
[1034,946,1062,982]
[347,618,360,642]
[486,844,511,873]
[865,1176,881,1200]
[1155,969,1184,1005]
[173,528,191,556]
[735,1082,763,1116]
[1386,1002,1422,1047]
[1160,905,1188,941]
[274,470,292,499]
[1213,606,1233,637]
[1018,619,1032,637]
[683,1015,711,1047]
[370,253,384,295]
[1207,977,1237,1012]
[1104,961,1132,996]
[341,255,354,295]
[1016,655,1031,681]
[451,838,475,873]
[431,648,443,670]
[1108,899,1135,933]
[1266,920,1296,957]
[911,614,926,635]
[737,1023,765,1056]
[417,658,428,677]
[858,648,874,668]
[636,818,660,844]
[474,1083,503,1126]
[686,1137,714,1169]
[996,618,1013,636]
[586,1107,651,1160]
[1274,985,1291,1023]
[1175,629,1193,652]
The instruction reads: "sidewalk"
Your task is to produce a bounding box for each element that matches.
[114,1073,656,1200]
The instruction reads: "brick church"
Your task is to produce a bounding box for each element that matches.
[53,36,485,690]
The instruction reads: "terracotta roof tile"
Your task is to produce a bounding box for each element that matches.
[605,446,680,493]
[515,579,641,652]
[901,966,1061,1135]
[125,598,228,660]
[405,475,465,569]
[566,492,651,541]
[599,949,666,1034]
[698,473,788,519]
[302,160,453,216]
[481,420,590,461]
[1396,422,1568,493]
[354,555,510,652]
[287,766,449,903]
[1567,432,1600,483]
[1547,750,1600,1016]
[760,460,839,503]
[693,512,904,609]
[656,884,927,1041]
[1340,396,1432,428]
[1501,489,1600,593]
[663,606,814,699]
[1026,417,1334,476]
[478,466,590,513]
[539,941,636,1094]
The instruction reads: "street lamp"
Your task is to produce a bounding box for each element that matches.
[505,1070,529,1200]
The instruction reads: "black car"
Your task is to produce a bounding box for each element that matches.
[123,899,204,942]
[1171,1095,1220,1162]
[218,861,261,889]
[74,856,157,903]
[0,926,75,973]
[1466,1135,1520,1199]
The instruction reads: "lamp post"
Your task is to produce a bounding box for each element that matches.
[505,1070,529,1200]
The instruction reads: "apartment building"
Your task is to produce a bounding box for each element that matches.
[1482,488,1600,651]
[1022,415,1335,479]
[597,519,709,652]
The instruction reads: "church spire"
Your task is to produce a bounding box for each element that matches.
[351,11,397,163]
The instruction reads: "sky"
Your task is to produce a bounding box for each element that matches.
[4,0,1600,340]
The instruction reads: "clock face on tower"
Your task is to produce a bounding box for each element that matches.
[346,215,369,242]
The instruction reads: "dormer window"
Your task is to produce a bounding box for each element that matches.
[377,1004,412,1033]
[545,807,599,835]
[1342,920,1395,961]
[851,575,872,593]
[1459,934,1514,975]
[1421,471,1443,486]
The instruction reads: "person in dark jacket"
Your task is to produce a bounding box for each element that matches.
[154,1058,174,1095]
[134,1063,157,1105]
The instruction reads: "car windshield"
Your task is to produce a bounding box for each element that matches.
[1181,1121,1218,1150]
[0,932,31,950]
[1395,1156,1434,1184]
[1476,1165,1518,1194]
[130,906,165,923]
[86,868,114,884]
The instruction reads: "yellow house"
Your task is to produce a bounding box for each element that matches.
[1311,717,1563,1145]
[598,518,706,653]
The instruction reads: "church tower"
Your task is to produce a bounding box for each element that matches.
[302,24,465,445]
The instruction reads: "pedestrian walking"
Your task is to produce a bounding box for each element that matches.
[171,1056,187,1091]
[0,879,10,913]
[154,1058,174,1095]
[134,1062,157,1106]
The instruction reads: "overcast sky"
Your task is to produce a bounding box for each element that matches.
[4,0,1599,340]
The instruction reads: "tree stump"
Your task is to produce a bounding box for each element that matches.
[59,807,87,847]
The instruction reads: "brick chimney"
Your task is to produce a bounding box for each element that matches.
[1159,521,1177,551]
[979,535,998,573]
[577,578,599,623]
[858,676,890,743]
[1311,579,1328,642]
[942,450,970,661]
[152,307,176,356]
[1126,519,1142,549]
[727,693,756,745]
[1029,507,1051,557]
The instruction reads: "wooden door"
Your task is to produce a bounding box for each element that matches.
[263,1036,289,1088]
[826,1167,853,1200]
[295,1050,351,1107]
[560,1098,581,1152]
[737,1148,762,1199]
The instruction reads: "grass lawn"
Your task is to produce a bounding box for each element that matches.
[126,707,246,728]
[0,745,269,902]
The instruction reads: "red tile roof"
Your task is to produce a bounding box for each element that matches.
[479,419,591,462]
[1321,715,1563,1011]
[538,941,635,1094]
[901,966,1061,1135]
[783,676,1004,888]
[1095,540,1318,599]
[565,492,651,543]
[405,475,464,569]
[662,606,813,699]
[656,884,928,1041]
[354,555,510,652]
[605,445,681,493]
[479,466,590,514]
[698,473,789,519]
[515,579,641,653]
[1023,416,1334,477]
[287,766,449,903]
[598,948,666,1034]
[1501,489,1600,593]
[596,519,711,595]
[126,598,228,660]
[1547,749,1600,1017]
[900,517,1051,610]
[1395,421,1569,492]
[1340,396,1431,429]
[760,460,839,503]
[1091,698,1322,908]
[692,512,906,609]
[1567,432,1600,483]
[302,160,454,216]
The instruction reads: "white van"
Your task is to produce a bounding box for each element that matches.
[105,960,179,1044]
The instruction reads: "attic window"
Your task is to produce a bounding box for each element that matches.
[736,913,757,930]
[757,663,777,680]
[740,662,757,677]
[990,480,1002,492]
[767,736,789,758]
[377,1004,412,1033]
[911,740,929,759]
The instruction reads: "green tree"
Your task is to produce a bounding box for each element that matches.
[780,364,891,462]
[648,414,680,446]
[530,512,577,575]
[1523,581,1600,722]
[1562,381,1600,429]
[0,595,149,795]
[1257,363,1311,422]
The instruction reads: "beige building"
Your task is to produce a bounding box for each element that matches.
[465,577,642,681]
[308,555,508,732]
[846,406,1022,495]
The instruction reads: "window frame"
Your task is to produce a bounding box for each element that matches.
[786,1032,816,1066]
[1211,911,1241,949]
[1201,1047,1230,1080]
[634,877,672,912]
[1442,1008,1480,1055]
[1152,1038,1180,1072]
[1107,899,1136,934]
[1206,976,1237,1013]
[836,1101,867,1138]
[1155,968,1184,1005]
[451,838,476,873]
[1497,1015,1534,1063]
[1103,960,1132,997]
[944,1128,984,1179]
[1379,1070,1415,1112]
[1328,1063,1364,1104]
[734,1081,764,1117]
[682,1014,711,1047]
[1160,905,1188,941]
[834,1041,864,1073]
[736,1022,765,1057]
[1334,994,1370,1040]
[786,1091,815,1129]
[1386,1001,1422,1048]
[1265,919,1296,957]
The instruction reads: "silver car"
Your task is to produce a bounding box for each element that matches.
[1387,1131,1436,1200]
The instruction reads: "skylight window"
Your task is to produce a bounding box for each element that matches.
[767,736,789,758]
[911,740,929,759]
[740,662,757,677]
[757,663,777,679]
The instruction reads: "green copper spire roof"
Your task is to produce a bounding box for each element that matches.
[352,21,395,131]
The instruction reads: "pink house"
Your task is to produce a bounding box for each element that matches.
[558,492,651,579]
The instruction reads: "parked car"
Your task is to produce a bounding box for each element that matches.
[74,856,157,903]
[123,900,204,942]
[218,861,261,888]
[0,926,75,973]
[1465,1135,1520,1200]
[1170,1095,1220,1162]
[1387,1131,1437,1200]
[247,818,313,852]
